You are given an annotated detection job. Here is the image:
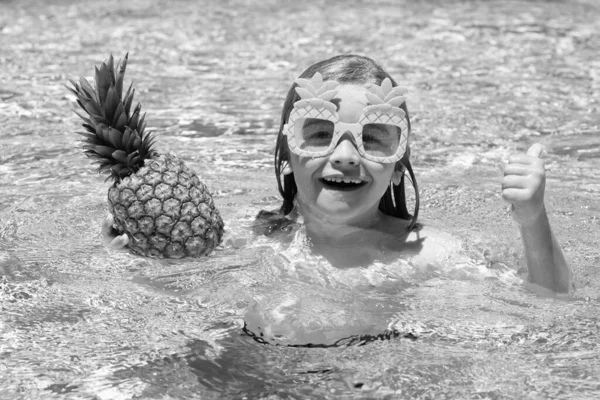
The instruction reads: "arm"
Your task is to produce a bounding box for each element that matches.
[516,206,572,292]
[502,144,572,293]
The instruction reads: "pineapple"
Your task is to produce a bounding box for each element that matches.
[67,54,224,258]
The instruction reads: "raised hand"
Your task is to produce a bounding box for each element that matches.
[101,213,129,250]
[502,143,546,226]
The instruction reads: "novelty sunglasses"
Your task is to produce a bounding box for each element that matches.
[283,73,409,164]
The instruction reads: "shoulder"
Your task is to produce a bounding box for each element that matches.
[251,209,301,241]
[401,220,462,265]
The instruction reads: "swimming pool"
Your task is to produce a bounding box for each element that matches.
[1,0,600,398]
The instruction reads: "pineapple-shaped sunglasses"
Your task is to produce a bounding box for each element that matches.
[67,54,224,258]
[283,72,409,164]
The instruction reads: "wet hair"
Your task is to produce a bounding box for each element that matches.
[274,54,420,230]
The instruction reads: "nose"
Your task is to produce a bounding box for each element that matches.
[329,133,360,167]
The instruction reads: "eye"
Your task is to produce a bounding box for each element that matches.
[301,118,334,141]
[362,124,400,155]
[363,132,383,144]
[363,124,397,141]
[307,129,332,140]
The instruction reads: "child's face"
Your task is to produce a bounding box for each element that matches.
[289,84,396,225]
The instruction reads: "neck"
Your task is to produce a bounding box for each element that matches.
[294,199,384,246]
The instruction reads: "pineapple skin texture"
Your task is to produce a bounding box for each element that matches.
[107,153,224,258]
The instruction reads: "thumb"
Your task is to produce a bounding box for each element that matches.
[526,143,545,158]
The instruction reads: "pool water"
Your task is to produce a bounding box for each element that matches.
[1,0,600,398]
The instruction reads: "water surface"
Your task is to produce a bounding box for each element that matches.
[1,0,600,398]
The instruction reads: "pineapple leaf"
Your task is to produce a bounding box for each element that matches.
[128,153,141,167]
[76,131,99,143]
[365,93,384,105]
[316,81,339,95]
[295,78,316,93]
[97,162,114,173]
[95,65,111,105]
[387,96,406,107]
[81,123,96,133]
[308,98,324,108]
[318,89,337,102]
[115,53,128,100]
[136,131,156,159]
[114,112,128,132]
[112,103,127,131]
[139,121,147,135]
[123,84,134,115]
[111,150,128,164]
[106,55,115,85]
[323,102,337,114]
[311,72,323,84]
[122,127,133,152]
[107,127,123,148]
[137,113,147,133]
[383,87,407,103]
[295,87,313,99]
[369,85,385,100]
[98,125,117,146]
[73,109,91,124]
[129,104,141,129]
[132,135,141,150]
[381,78,393,96]
[81,99,105,122]
[132,102,142,115]
[67,78,79,91]
[104,86,119,123]
[65,83,79,98]
[142,133,158,153]
[108,164,125,178]
[74,91,93,106]
[88,145,115,158]
[79,76,98,103]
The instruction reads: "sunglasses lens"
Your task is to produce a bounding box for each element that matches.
[290,117,404,161]
[362,124,401,157]
[296,118,335,151]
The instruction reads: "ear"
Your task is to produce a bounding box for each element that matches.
[392,168,403,186]
[282,164,293,175]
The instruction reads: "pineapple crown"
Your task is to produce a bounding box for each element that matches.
[67,53,156,182]
[293,73,408,117]
[294,72,340,113]
[364,77,408,117]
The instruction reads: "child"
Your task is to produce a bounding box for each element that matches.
[102,54,572,293]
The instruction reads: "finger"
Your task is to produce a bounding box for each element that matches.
[526,143,545,158]
[109,234,129,250]
[101,214,115,238]
[507,154,545,165]
[504,164,532,176]
[501,187,531,203]
[502,175,529,189]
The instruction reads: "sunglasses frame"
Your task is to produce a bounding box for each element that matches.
[283,101,409,164]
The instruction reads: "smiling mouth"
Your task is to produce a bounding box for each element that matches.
[319,176,367,190]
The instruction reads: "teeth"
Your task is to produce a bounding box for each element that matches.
[323,177,363,184]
